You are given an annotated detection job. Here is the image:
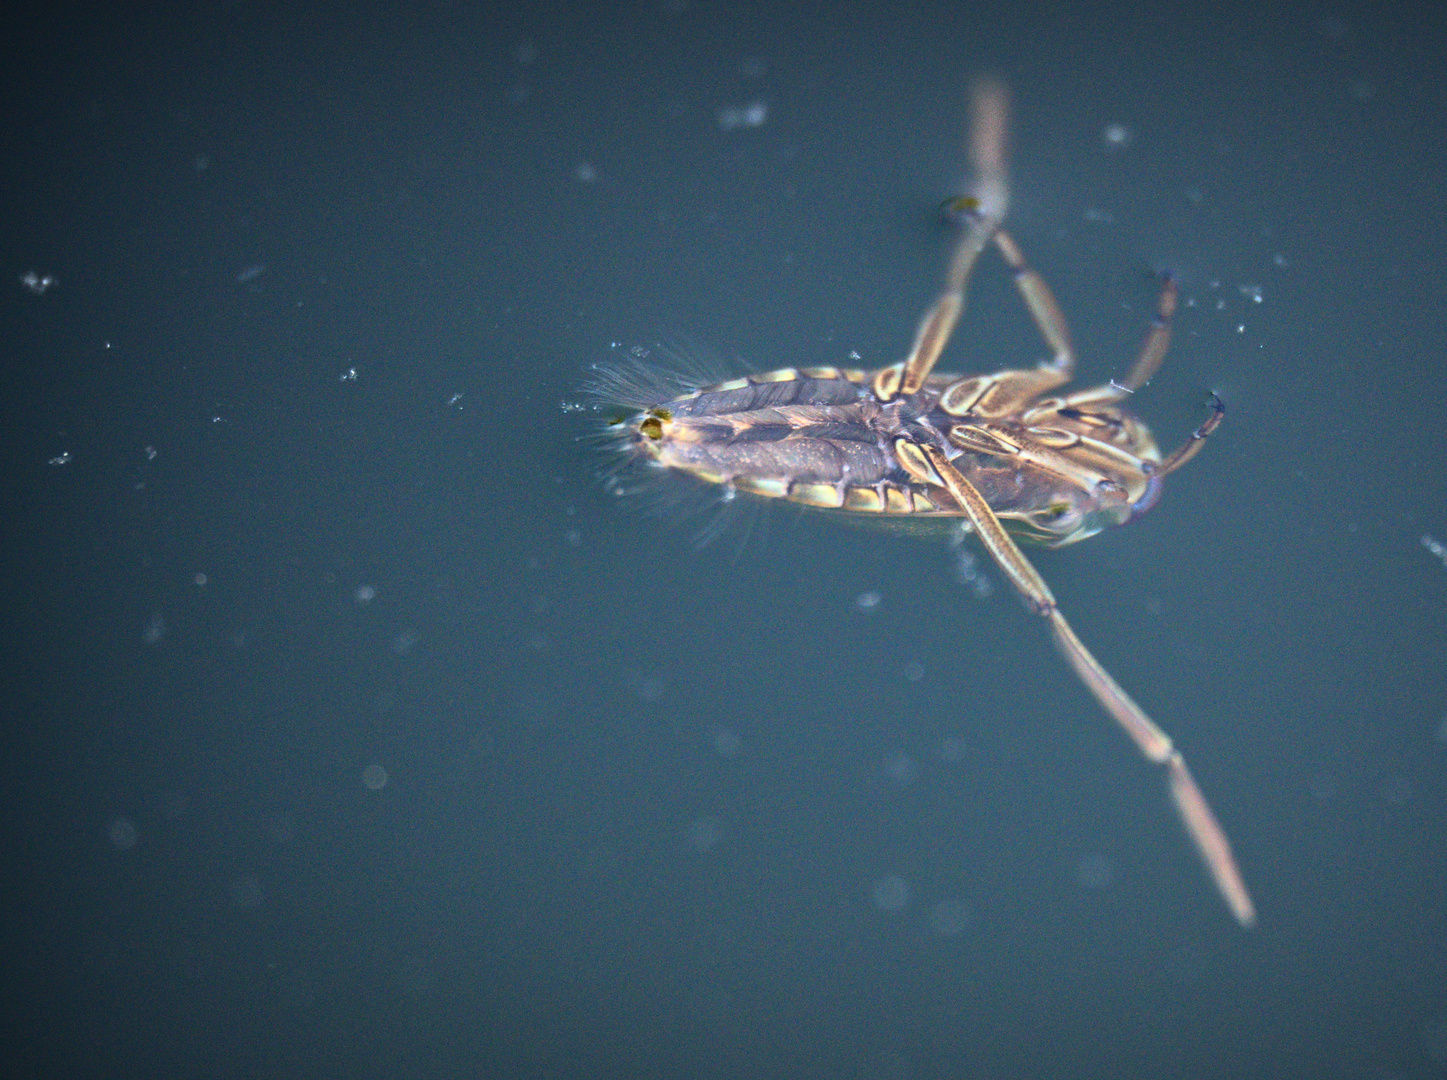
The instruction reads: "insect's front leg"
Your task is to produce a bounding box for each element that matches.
[881,80,1011,403]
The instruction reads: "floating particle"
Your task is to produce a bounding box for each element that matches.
[19,270,57,294]
[108,817,138,851]
[717,101,767,131]
[871,874,911,912]
[853,590,883,612]
[930,899,970,936]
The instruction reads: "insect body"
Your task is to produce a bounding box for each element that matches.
[594,83,1254,927]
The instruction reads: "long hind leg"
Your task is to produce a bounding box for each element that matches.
[919,442,1257,928]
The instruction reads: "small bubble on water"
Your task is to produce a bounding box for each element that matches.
[711,728,741,757]
[882,750,918,788]
[686,816,724,852]
[108,817,138,851]
[1422,1013,1447,1062]
[929,899,970,936]
[262,810,297,843]
[871,875,911,913]
[229,873,266,908]
[635,673,666,703]
[1075,852,1114,891]
[1381,775,1413,805]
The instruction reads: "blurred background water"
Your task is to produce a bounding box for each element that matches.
[3,1,1446,1077]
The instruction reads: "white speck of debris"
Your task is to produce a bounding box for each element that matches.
[717,100,767,131]
[1423,534,1447,569]
[952,547,993,599]
[48,451,71,466]
[19,270,57,294]
[1102,123,1132,149]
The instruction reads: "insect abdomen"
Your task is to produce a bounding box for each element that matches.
[624,367,951,515]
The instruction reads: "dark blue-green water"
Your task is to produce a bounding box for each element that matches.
[4,2,1446,1077]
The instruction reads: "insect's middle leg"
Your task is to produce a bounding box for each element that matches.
[1054,273,1180,413]
[1118,273,1178,392]
[1155,392,1225,478]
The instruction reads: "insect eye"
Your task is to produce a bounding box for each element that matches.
[637,407,672,441]
[1032,502,1081,534]
[940,194,982,223]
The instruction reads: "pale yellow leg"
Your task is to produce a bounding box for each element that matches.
[920,443,1256,928]
[893,81,1011,399]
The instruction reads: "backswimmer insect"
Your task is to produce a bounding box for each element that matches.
[587,82,1254,927]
